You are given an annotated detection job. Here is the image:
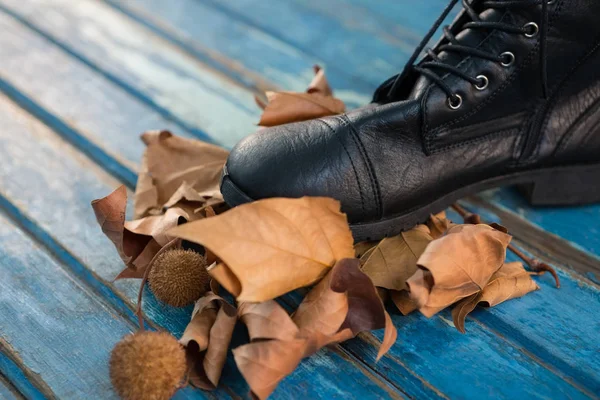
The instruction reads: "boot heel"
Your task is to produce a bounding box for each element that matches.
[518,164,600,206]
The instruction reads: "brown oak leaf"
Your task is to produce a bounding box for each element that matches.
[134,130,228,219]
[169,197,355,302]
[407,224,512,317]
[359,225,433,291]
[255,66,345,127]
[179,293,237,390]
[452,261,539,333]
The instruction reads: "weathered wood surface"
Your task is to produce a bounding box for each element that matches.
[0,0,598,398]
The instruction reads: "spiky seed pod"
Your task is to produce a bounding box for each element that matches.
[110,331,186,400]
[148,248,210,307]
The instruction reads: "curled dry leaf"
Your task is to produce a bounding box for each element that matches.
[179,293,237,390]
[452,262,539,333]
[134,130,229,219]
[359,225,433,291]
[390,290,418,315]
[91,186,202,280]
[427,210,453,239]
[255,66,345,127]
[238,301,299,341]
[407,224,512,317]
[92,186,156,279]
[169,197,355,302]
[233,259,397,399]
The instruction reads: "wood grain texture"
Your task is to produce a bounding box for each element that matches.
[1,0,599,397]
[0,92,403,399]
[0,10,190,171]
[0,0,260,148]
[102,0,371,108]
[0,213,131,400]
[0,374,25,400]
[0,349,47,400]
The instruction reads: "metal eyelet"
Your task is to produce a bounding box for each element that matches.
[447,94,462,110]
[524,22,539,37]
[474,75,489,91]
[500,51,515,67]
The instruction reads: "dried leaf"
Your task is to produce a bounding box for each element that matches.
[238,301,299,341]
[257,92,345,127]
[207,263,241,297]
[234,259,397,399]
[163,181,223,210]
[452,262,539,333]
[360,225,433,291]
[91,185,132,264]
[169,197,354,302]
[134,130,228,219]
[292,265,348,336]
[124,207,194,247]
[407,224,512,317]
[307,65,333,96]
[354,240,378,258]
[390,290,418,315]
[92,186,162,279]
[330,259,396,360]
[427,211,453,239]
[256,66,344,127]
[180,293,236,390]
[233,339,307,400]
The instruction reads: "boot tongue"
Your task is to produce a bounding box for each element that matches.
[408,8,506,100]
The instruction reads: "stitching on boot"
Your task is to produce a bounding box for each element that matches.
[339,114,383,219]
[318,118,366,220]
[546,37,600,155]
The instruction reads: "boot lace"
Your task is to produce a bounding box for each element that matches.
[384,0,551,107]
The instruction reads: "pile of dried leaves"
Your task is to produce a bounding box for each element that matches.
[92,67,559,400]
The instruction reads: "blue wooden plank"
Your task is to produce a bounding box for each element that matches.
[103,0,371,108]
[476,189,600,283]
[363,310,591,400]
[2,0,596,396]
[338,0,453,36]
[474,252,600,394]
[0,212,131,399]
[191,0,413,88]
[0,94,404,399]
[0,378,21,400]
[0,376,23,400]
[0,351,46,400]
[0,9,191,171]
[0,0,260,148]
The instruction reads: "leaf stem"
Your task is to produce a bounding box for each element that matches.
[451,202,560,288]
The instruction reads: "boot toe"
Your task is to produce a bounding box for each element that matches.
[221,118,374,223]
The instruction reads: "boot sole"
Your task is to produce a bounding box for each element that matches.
[220,162,600,242]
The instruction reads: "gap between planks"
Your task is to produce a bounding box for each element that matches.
[0,339,56,400]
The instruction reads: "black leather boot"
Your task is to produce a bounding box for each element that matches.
[221,0,600,241]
